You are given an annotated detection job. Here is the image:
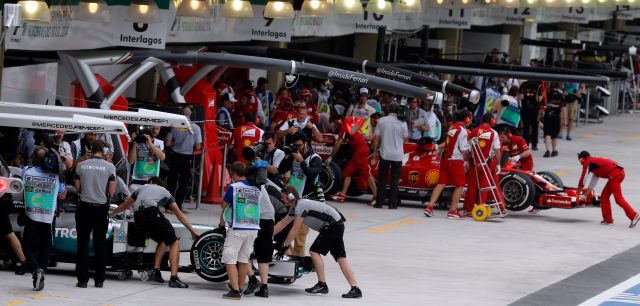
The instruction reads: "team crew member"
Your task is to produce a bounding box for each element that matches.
[111,177,198,288]
[499,128,533,171]
[373,103,408,209]
[346,88,377,124]
[219,163,261,300]
[165,107,203,211]
[271,87,295,127]
[71,132,97,168]
[22,147,67,291]
[74,140,115,288]
[564,83,580,141]
[577,151,640,227]
[232,113,264,164]
[277,106,322,145]
[255,77,273,127]
[541,83,566,158]
[519,80,543,150]
[424,110,471,219]
[299,88,319,124]
[463,114,502,214]
[328,118,377,206]
[128,125,165,184]
[0,193,27,275]
[274,186,362,299]
[216,93,237,131]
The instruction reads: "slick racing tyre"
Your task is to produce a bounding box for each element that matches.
[500,172,536,211]
[190,230,227,282]
[536,171,564,189]
[319,161,343,196]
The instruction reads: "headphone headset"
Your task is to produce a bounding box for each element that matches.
[463,116,471,124]
[287,191,296,201]
[489,118,496,126]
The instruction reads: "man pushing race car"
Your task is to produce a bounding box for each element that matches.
[577,151,640,227]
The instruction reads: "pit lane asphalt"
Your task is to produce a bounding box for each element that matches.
[2,115,640,306]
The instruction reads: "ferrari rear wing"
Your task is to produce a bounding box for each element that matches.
[0,102,192,133]
[0,113,128,134]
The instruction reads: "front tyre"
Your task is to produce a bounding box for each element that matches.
[319,161,343,196]
[536,171,564,189]
[500,172,536,211]
[190,230,227,282]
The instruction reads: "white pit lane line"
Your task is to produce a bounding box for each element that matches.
[579,273,640,305]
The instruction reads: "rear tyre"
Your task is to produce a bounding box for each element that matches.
[319,161,343,196]
[190,230,227,282]
[500,172,536,211]
[537,171,564,189]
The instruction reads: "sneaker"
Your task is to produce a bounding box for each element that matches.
[33,269,44,291]
[601,220,614,225]
[76,282,88,288]
[566,136,572,141]
[222,289,242,300]
[551,150,559,157]
[447,210,465,219]
[243,277,261,295]
[369,198,376,207]
[254,284,269,298]
[423,206,434,217]
[330,193,346,203]
[305,282,329,294]
[169,276,189,288]
[529,207,541,214]
[151,269,164,283]
[543,151,551,158]
[630,214,640,228]
[15,261,28,275]
[95,282,104,288]
[342,286,363,298]
[532,145,538,151]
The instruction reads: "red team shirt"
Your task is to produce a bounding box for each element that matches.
[507,135,533,171]
[232,122,264,163]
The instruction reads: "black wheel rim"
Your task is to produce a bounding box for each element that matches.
[503,180,524,203]
[319,167,332,191]
[199,239,225,272]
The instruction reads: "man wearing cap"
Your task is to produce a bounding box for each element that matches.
[165,107,203,212]
[217,93,237,131]
[577,151,640,227]
[299,88,319,124]
[346,88,377,120]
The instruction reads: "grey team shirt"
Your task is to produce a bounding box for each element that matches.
[131,184,175,211]
[166,124,202,155]
[75,157,116,204]
[290,199,342,232]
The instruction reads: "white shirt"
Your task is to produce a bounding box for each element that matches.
[448,126,470,161]
[278,116,317,132]
[347,103,376,119]
[375,114,408,162]
[476,129,501,159]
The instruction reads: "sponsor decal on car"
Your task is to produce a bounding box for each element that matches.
[408,171,419,184]
[425,170,440,186]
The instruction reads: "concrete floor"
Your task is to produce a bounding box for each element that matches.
[2,114,640,306]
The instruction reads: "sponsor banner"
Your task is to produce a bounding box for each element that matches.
[168,5,292,42]
[7,1,170,50]
[501,7,538,25]
[425,8,471,29]
[538,7,593,24]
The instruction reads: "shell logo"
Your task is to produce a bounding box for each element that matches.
[425,170,439,186]
[243,139,252,147]
[479,140,486,148]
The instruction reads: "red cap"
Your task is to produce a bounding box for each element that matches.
[301,88,312,96]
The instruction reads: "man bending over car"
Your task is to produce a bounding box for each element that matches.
[111,176,199,288]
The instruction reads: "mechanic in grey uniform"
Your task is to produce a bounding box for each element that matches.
[74,140,116,288]
[165,107,202,211]
[111,176,198,288]
[273,186,362,299]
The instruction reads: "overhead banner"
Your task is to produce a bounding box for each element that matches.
[7,0,170,50]
[167,5,293,42]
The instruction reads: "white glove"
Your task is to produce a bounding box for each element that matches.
[495,165,501,174]
[579,194,587,202]
[325,156,333,165]
[510,155,521,163]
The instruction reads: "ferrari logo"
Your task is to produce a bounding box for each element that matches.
[408,171,419,184]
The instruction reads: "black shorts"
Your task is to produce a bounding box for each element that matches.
[0,197,13,236]
[254,219,275,264]
[310,222,346,261]
[543,116,561,138]
[138,207,178,246]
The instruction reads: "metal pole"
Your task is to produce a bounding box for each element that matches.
[196,134,205,210]
[585,89,590,125]
[376,26,387,63]
[420,25,430,60]
[219,144,228,201]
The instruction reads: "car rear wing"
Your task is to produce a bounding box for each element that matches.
[0,113,128,134]
[0,102,192,133]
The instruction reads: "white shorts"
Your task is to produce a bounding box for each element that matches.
[222,228,258,264]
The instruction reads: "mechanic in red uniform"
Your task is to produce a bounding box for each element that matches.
[499,127,533,172]
[577,151,640,227]
[424,109,471,219]
[233,92,260,127]
[271,87,295,130]
[327,120,377,206]
[232,113,264,164]
[463,113,503,214]
[299,88,319,124]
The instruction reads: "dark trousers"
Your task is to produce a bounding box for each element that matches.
[23,217,54,273]
[377,159,402,208]
[166,153,193,210]
[75,204,108,284]
[521,108,539,147]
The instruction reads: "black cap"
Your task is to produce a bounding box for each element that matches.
[578,151,590,159]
